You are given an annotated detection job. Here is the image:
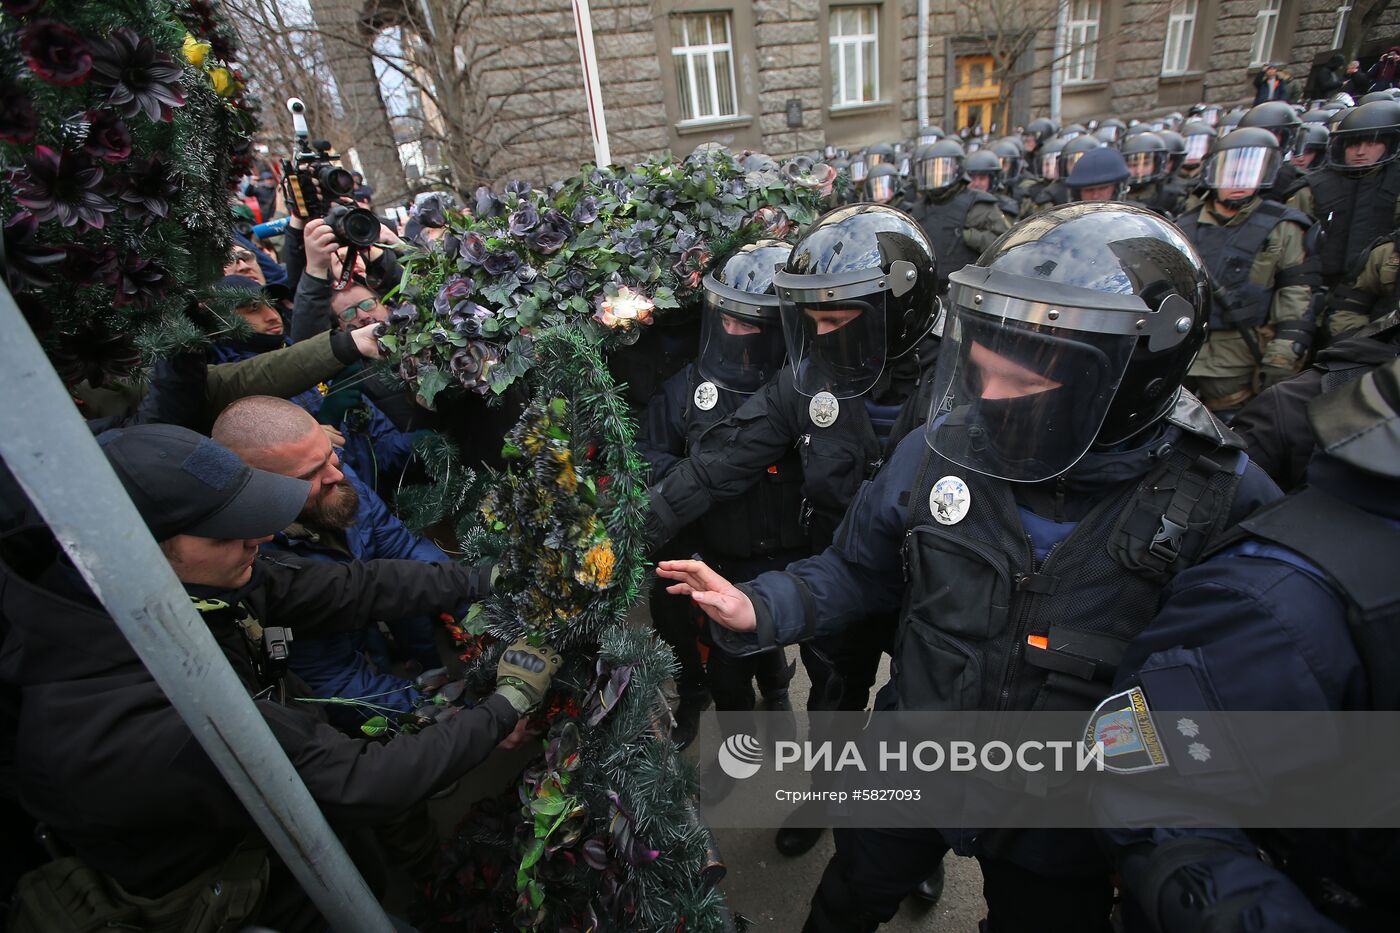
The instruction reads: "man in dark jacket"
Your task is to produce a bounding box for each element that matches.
[0,424,554,933]
[659,204,1281,932]
[1253,64,1291,105]
[1097,355,1400,933]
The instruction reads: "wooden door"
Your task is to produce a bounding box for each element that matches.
[953,54,1006,134]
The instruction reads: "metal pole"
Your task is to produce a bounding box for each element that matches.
[917,0,930,131]
[1050,0,1069,123]
[0,286,394,933]
[571,0,612,167]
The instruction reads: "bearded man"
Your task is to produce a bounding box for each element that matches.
[213,396,452,729]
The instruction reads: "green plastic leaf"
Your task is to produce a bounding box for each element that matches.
[377,334,398,353]
[414,366,451,409]
[360,716,389,737]
[530,795,569,817]
[520,837,545,871]
[652,286,679,310]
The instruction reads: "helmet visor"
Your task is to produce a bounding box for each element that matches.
[1327,129,1400,170]
[998,154,1020,176]
[866,150,890,167]
[924,306,1137,482]
[1202,146,1281,191]
[916,156,962,191]
[1124,151,1162,182]
[1183,134,1212,163]
[698,303,787,394]
[849,158,869,182]
[780,296,888,399]
[866,174,900,203]
[1062,148,1091,174]
[1040,152,1062,180]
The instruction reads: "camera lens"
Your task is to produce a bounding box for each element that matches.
[319,165,356,197]
[326,203,381,248]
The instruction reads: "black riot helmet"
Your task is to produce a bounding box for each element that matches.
[918,125,945,146]
[1061,123,1088,141]
[1023,118,1059,153]
[1293,123,1330,170]
[1326,100,1400,173]
[1239,101,1303,153]
[966,148,1004,191]
[1188,103,1222,127]
[927,202,1208,482]
[1037,136,1068,180]
[1060,134,1103,178]
[1180,121,1217,165]
[1158,129,1187,173]
[1360,90,1400,106]
[1202,127,1282,198]
[1220,107,1248,134]
[699,239,792,393]
[1122,132,1169,186]
[775,204,938,399]
[864,162,902,204]
[915,138,967,193]
[1098,118,1128,142]
[991,139,1024,180]
[865,143,897,167]
[1301,108,1333,124]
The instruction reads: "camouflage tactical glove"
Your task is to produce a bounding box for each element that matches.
[1259,336,1305,390]
[495,640,562,714]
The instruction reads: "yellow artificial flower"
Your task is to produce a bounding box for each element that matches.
[210,67,234,97]
[182,34,211,68]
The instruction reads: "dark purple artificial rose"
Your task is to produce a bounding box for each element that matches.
[571,195,599,225]
[19,20,93,86]
[388,302,419,326]
[2,212,66,290]
[484,250,520,276]
[529,208,573,255]
[90,28,186,122]
[504,179,532,197]
[560,267,587,293]
[473,186,502,218]
[111,251,170,308]
[515,264,538,285]
[81,110,132,162]
[12,146,116,231]
[0,87,38,144]
[507,202,538,236]
[459,231,487,265]
[448,300,493,337]
[118,154,180,222]
[449,340,500,393]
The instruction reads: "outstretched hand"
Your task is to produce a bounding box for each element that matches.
[656,560,757,633]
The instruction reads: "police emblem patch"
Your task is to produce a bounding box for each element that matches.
[929,475,971,525]
[693,381,718,411]
[1083,686,1169,773]
[809,391,839,428]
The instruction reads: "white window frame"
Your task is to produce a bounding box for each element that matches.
[670,13,739,123]
[1333,4,1352,49]
[829,5,881,108]
[1161,0,1198,77]
[1064,0,1101,84]
[1251,0,1281,66]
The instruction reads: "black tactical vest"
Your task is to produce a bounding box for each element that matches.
[1176,201,1312,332]
[1210,486,1400,710]
[1031,179,1070,209]
[1304,162,1400,279]
[1125,181,1180,217]
[683,369,806,560]
[789,367,940,551]
[915,186,999,289]
[893,395,1245,713]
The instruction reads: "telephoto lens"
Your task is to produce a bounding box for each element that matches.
[324,203,381,248]
[318,164,357,198]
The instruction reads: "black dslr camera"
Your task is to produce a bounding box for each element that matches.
[280,97,380,288]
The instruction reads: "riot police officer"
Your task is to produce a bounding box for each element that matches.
[1238,100,1304,202]
[1292,122,1330,171]
[863,162,903,205]
[907,139,1011,294]
[659,202,1280,933]
[639,240,803,726]
[1065,147,1130,202]
[965,147,1021,217]
[1020,116,1058,173]
[1121,132,1180,215]
[1021,135,1067,213]
[1100,356,1400,933]
[643,204,942,856]
[1287,100,1400,284]
[1031,134,1101,212]
[1177,120,1217,186]
[1325,227,1400,337]
[1176,128,1319,416]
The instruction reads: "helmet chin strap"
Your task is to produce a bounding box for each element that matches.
[889,297,942,359]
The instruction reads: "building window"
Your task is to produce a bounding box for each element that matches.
[1064,0,1100,83]
[1333,4,1352,48]
[670,13,738,123]
[1161,0,1197,76]
[1251,0,1281,66]
[830,5,880,107]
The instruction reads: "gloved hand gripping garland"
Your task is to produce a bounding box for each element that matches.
[495,640,563,713]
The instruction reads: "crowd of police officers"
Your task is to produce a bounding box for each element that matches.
[639,91,1400,932]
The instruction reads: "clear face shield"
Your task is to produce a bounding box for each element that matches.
[849,158,869,183]
[916,156,962,191]
[1040,151,1063,180]
[698,281,787,394]
[866,173,900,203]
[1061,148,1092,176]
[1124,150,1163,185]
[998,154,1021,177]
[1183,134,1212,164]
[1327,129,1400,170]
[925,266,1194,482]
[1202,146,1281,192]
[775,261,919,398]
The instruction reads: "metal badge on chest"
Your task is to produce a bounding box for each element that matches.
[693,381,718,411]
[930,475,971,525]
[808,391,839,428]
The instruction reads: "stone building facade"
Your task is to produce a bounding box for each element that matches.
[313,0,1400,195]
